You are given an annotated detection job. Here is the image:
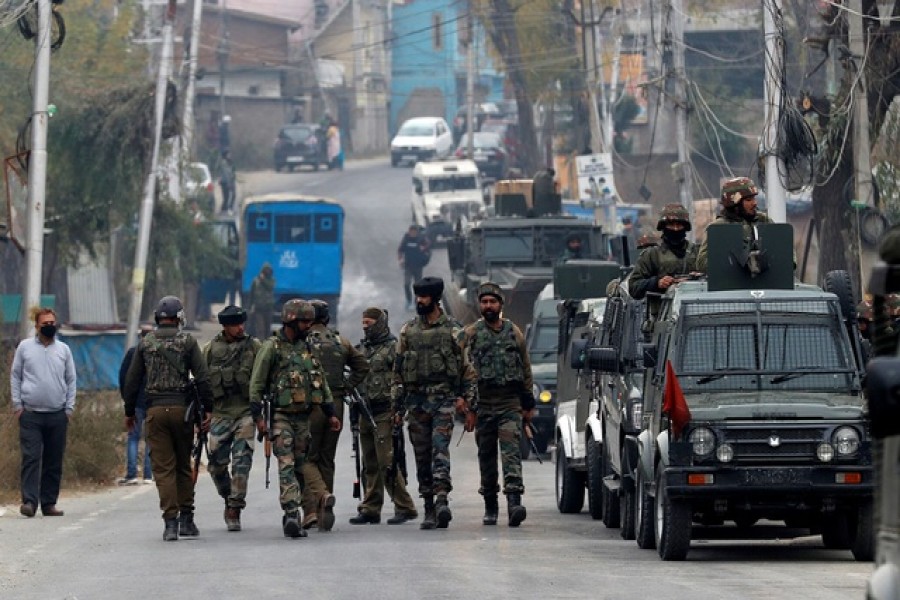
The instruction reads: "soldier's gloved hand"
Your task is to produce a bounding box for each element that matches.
[464,410,477,433]
[522,408,535,424]
[201,412,212,433]
[124,416,135,432]
[454,397,469,415]
[328,416,342,432]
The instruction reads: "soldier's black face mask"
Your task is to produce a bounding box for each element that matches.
[662,228,686,246]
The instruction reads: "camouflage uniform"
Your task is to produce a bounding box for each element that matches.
[302,321,369,524]
[354,308,417,522]
[392,309,477,528]
[249,303,335,537]
[697,177,773,272]
[461,312,533,522]
[123,296,213,540]
[247,263,275,339]
[202,327,260,524]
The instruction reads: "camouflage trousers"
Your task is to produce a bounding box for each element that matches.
[358,411,417,516]
[406,395,456,499]
[272,411,327,513]
[207,414,256,510]
[475,404,524,496]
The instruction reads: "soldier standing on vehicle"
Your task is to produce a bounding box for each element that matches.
[392,277,477,530]
[349,307,419,525]
[249,299,341,538]
[247,263,275,339]
[301,299,369,530]
[123,296,213,542]
[460,283,534,527]
[628,203,701,315]
[202,305,261,532]
[697,177,772,271]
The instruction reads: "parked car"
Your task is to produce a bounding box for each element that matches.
[390,117,454,167]
[452,102,500,144]
[273,123,326,172]
[184,162,215,212]
[454,131,507,180]
[481,118,522,170]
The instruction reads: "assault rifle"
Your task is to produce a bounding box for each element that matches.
[346,386,379,499]
[523,421,543,464]
[256,393,274,488]
[386,421,408,495]
[187,381,208,484]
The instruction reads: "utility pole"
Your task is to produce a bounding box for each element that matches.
[181,0,204,160]
[216,2,230,120]
[762,0,786,223]
[670,0,693,224]
[20,0,52,339]
[586,0,603,153]
[848,0,873,208]
[465,4,475,158]
[125,0,176,350]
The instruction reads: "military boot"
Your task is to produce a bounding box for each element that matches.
[435,496,452,529]
[178,512,199,537]
[507,493,527,527]
[163,518,179,541]
[420,496,436,530]
[224,507,241,532]
[482,495,499,526]
[283,510,307,538]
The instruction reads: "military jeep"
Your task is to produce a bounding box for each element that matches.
[629,223,873,561]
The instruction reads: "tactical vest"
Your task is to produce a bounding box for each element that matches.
[142,332,191,394]
[207,334,256,401]
[363,337,395,402]
[269,337,327,408]
[399,318,461,386]
[308,328,348,395]
[469,319,525,388]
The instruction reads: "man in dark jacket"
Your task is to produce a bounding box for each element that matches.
[118,324,154,485]
[397,225,431,310]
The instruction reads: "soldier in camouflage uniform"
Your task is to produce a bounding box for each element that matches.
[460,283,534,527]
[697,176,773,271]
[392,277,478,530]
[123,296,213,542]
[301,299,369,530]
[248,299,341,538]
[349,307,418,525]
[202,305,261,532]
[628,203,701,316]
[247,263,275,339]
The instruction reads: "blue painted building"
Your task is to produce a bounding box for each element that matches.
[389,0,505,135]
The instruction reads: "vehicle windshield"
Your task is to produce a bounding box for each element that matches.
[528,323,558,363]
[677,318,858,393]
[483,230,534,261]
[281,126,314,141]
[428,175,478,192]
[398,123,434,137]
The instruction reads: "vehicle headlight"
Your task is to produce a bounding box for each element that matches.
[689,427,715,456]
[833,427,860,455]
[539,390,552,403]
[630,401,642,427]
[817,442,835,462]
[716,443,734,463]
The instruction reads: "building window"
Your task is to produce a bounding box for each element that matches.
[433,13,442,50]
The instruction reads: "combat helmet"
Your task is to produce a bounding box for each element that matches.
[720,177,759,209]
[656,203,692,232]
[282,298,314,323]
[217,305,247,326]
[477,282,504,304]
[309,299,330,324]
[154,296,185,325]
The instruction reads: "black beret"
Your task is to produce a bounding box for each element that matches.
[218,305,247,326]
[413,276,444,300]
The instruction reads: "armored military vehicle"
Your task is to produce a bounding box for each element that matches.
[445,173,608,327]
[614,223,873,561]
[522,282,560,458]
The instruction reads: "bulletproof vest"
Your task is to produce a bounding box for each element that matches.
[308,327,349,395]
[469,319,525,388]
[362,337,396,402]
[269,337,327,408]
[207,334,256,401]
[142,332,191,394]
[399,317,461,386]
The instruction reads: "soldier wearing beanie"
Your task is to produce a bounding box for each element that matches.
[348,307,419,525]
[201,305,261,532]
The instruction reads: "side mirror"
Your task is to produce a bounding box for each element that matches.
[570,339,588,370]
[866,357,900,438]
[587,346,620,373]
[643,346,658,369]
[413,180,423,195]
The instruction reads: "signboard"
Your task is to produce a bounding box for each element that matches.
[575,153,618,206]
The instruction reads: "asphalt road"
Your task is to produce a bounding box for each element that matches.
[0,158,874,599]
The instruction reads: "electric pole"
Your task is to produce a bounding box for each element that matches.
[20,0,52,340]
[125,0,176,350]
[465,4,475,158]
[670,0,693,224]
[848,0,873,208]
[181,0,204,159]
[217,2,229,120]
[762,0,786,223]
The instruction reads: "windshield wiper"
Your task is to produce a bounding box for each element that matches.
[769,372,810,384]
[769,367,840,384]
[695,368,748,385]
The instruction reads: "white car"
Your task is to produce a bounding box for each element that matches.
[391,117,454,167]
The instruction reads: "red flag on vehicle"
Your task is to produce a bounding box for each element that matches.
[663,360,691,439]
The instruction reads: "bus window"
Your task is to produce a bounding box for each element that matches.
[315,214,339,243]
[275,214,311,243]
[248,213,272,243]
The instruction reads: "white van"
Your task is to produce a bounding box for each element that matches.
[411,159,485,242]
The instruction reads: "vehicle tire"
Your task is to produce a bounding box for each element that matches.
[823,270,856,322]
[274,163,282,173]
[586,436,603,520]
[555,444,585,514]
[313,162,320,172]
[620,479,636,540]
[601,440,620,528]
[851,502,875,562]
[287,164,295,173]
[860,207,889,248]
[655,468,691,560]
[634,467,655,549]
[821,512,853,550]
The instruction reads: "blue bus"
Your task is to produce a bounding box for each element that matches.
[241,194,344,324]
